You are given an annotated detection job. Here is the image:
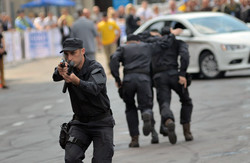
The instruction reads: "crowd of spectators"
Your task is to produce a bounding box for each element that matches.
[0,0,249,39]
[176,0,250,22]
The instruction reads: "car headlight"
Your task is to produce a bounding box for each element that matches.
[220,44,247,51]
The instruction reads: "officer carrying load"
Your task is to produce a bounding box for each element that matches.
[142,26,194,144]
[110,32,179,147]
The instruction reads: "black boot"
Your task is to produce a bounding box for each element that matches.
[165,119,177,144]
[142,112,152,136]
[183,123,193,141]
[129,135,139,148]
[151,128,159,144]
[160,124,168,137]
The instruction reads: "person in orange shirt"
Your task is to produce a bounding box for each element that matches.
[58,8,74,27]
[178,0,189,12]
[97,12,121,73]
[0,33,8,89]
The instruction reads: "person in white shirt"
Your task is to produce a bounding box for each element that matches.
[34,12,46,30]
[152,5,162,18]
[44,12,58,29]
[165,0,180,15]
[91,5,102,24]
[136,0,154,24]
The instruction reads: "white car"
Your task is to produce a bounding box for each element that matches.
[134,12,250,79]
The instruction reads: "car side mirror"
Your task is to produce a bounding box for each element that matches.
[179,29,192,37]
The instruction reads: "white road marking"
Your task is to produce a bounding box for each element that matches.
[0,130,7,136]
[12,121,24,127]
[43,105,52,110]
[27,114,35,118]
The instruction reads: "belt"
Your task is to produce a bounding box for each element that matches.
[124,68,149,75]
[74,110,111,123]
[153,66,175,74]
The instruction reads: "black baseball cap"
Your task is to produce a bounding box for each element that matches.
[60,38,83,53]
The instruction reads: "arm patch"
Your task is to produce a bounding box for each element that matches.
[91,68,106,84]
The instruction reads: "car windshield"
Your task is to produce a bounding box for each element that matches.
[188,15,250,34]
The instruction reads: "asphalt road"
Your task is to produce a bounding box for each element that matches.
[0,54,250,163]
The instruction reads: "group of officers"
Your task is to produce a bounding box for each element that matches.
[110,27,194,147]
[52,26,194,163]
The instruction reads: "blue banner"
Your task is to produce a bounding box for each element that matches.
[113,0,133,10]
[26,31,51,59]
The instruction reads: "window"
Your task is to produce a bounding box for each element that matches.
[171,22,186,29]
[146,21,165,33]
[146,21,172,33]
[188,15,249,34]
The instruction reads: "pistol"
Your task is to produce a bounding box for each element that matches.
[60,59,66,68]
[62,61,75,93]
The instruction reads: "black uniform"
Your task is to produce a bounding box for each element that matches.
[125,14,140,35]
[110,34,174,138]
[53,57,115,163]
[147,35,193,130]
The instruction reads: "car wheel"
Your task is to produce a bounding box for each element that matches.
[199,52,225,79]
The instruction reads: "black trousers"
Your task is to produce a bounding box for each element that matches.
[153,71,193,125]
[122,73,155,137]
[65,116,115,163]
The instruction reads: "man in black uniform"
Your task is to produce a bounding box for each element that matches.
[53,38,115,163]
[149,27,194,144]
[110,33,176,147]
